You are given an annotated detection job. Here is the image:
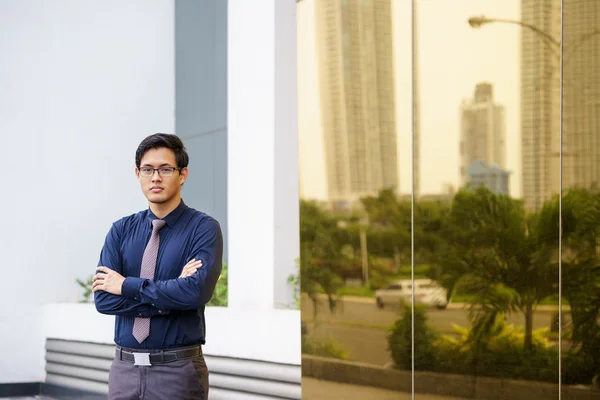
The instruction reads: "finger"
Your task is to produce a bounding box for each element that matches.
[184,259,196,268]
[185,262,201,273]
[96,266,110,274]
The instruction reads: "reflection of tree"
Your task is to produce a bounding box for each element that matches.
[437,187,557,354]
[299,187,600,382]
[361,188,448,266]
[299,200,346,319]
[559,189,600,381]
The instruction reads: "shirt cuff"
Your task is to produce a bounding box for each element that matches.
[122,277,144,301]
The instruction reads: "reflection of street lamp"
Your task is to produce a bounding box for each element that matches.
[467,14,600,62]
[359,216,369,288]
[337,218,370,288]
[468,15,560,48]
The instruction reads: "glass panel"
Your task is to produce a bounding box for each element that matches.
[414,0,560,398]
[560,0,600,392]
[297,0,414,397]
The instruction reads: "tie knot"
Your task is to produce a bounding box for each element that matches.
[152,219,166,231]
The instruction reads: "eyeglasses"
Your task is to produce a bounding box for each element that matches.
[139,167,181,178]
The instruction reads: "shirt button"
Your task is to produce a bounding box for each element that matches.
[151,303,155,307]
[134,297,138,300]
[137,313,142,317]
[158,310,162,314]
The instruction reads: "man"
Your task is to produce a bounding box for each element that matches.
[92,133,223,400]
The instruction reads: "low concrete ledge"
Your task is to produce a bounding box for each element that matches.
[302,355,600,400]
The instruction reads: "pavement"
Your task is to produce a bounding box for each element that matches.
[302,377,466,400]
[6,397,55,400]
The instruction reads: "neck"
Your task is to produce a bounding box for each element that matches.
[149,196,181,219]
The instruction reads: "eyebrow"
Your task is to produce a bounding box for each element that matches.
[140,163,175,168]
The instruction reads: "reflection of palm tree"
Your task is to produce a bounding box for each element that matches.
[439,187,557,353]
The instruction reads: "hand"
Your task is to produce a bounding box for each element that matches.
[179,259,203,278]
[92,267,125,295]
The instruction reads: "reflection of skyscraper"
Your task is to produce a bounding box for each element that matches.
[562,0,600,192]
[315,0,398,207]
[521,0,561,210]
[412,0,421,198]
[459,83,506,187]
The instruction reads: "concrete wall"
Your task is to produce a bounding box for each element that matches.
[175,0,228,262]
[302,355,600,400]
[0,0,175,383]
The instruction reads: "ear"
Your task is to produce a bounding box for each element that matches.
[134,167,140,182]
[179,167,189,186]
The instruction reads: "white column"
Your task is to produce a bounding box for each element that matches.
[227,0,300,310]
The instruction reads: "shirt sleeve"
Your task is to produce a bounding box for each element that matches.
[94,221,170,317]
[121,218,224,310]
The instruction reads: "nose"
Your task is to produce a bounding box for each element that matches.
[151,170,163,182]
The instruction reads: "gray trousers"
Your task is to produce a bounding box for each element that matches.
[107,348,209,400]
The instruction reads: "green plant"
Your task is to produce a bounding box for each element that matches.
[388,302,438,370]
[287,258,300,309]
[433,315,559,383]
[76,275,94,303]
[207,262,228,307]
[302,335,350,360]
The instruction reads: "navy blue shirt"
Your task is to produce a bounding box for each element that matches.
[94,200,223,350]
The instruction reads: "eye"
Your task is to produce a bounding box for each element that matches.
[160,168,173,173]
[140,168,153,174]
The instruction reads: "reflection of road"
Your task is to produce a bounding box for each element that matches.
[302,377,466,400]
[301,295,564,366]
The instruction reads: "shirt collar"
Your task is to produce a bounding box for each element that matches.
[147,199,188,228]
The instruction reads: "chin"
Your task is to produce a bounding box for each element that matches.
[146,193,169,204]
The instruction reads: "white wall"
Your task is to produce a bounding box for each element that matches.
[0,0,174,383]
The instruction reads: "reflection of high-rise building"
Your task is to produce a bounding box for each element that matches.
[315,0,398,207]
[459,83,506,187]
[521,0,561,211]
[562,0,600,192]
[412,0,421,198]
[467,160,511,196]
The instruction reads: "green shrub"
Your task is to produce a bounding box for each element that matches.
[76,275,94,303]
[388,309,571,384]
[432,317,559,383]
[302,336,350,360]
[388,302,438,370]
[207,262,228,307]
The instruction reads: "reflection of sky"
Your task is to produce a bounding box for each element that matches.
[298,0,521,200]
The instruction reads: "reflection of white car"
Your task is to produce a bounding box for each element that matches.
[375,279,448,310]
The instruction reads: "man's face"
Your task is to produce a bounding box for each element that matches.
[135,148,188,205]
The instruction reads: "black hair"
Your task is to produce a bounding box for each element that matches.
[135,133,189,169]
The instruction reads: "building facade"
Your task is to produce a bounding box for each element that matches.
[0,1,301,397]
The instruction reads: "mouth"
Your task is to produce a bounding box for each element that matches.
[150,187,164,193]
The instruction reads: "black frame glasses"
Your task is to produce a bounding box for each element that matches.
[138,167,182,178]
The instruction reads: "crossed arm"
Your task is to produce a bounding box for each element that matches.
[93,219,223,317]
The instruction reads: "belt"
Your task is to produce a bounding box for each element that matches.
[115,345,201,366]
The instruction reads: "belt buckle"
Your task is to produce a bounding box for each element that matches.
[133,352,151,366]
